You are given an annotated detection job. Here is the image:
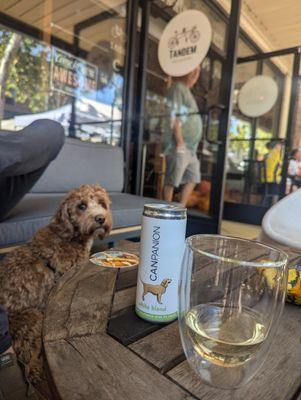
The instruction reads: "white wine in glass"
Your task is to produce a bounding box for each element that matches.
[185,304,266,367]
[178,235,288,388]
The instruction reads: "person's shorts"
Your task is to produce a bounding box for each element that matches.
[165,147,201,187]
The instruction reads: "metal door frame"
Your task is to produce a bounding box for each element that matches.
[224,46,301,225]
[128,0,242,234]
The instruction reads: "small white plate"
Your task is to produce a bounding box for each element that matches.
[90,250,139,269]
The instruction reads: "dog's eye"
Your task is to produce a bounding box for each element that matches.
[77,202,87,211]
[99,200,107,209]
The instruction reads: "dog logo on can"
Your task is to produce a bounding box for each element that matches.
[140,278,172,304]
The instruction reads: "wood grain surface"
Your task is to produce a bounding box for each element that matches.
[129,321,185,373]
[115,268,138,291]
[45,334,194,400]
[44,261,118,342]
[111,286,136,315]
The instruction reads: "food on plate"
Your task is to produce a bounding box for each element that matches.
[90,251,139,268]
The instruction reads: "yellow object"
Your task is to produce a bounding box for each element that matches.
[265,147,282,183]
[262,265,301,305]
[286,267,301,305]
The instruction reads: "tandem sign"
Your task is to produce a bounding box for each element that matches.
[50,48,98,97]
[158,10,212,77]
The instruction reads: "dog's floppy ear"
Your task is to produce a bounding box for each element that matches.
[52,201,75,238]
[60,202,74,231]
[96,184,111,207]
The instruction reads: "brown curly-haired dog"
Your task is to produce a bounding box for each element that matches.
[0,184,112,384]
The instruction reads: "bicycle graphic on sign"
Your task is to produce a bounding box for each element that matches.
[168,26,200,49]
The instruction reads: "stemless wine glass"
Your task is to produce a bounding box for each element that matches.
[178,235,288,389]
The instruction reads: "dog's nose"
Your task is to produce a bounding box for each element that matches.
[95,215,105,225]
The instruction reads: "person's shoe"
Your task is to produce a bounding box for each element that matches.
[0,353,39,399]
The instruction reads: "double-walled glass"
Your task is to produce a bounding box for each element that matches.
[178,235,288,388]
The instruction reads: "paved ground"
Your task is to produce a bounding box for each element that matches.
[221,220,261,240]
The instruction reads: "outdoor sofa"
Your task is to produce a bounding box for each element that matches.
[0,136,163,249]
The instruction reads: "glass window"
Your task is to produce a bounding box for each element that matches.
[235,61,258,86]
[292,78,301,149]
[0,1,128,145]
[232,61,258,115]
[237,38,256,58]
[228,117,252,170]
[256,60,285,140]
[187,1,227,52]
[226,53,289,206]
[136,0,226,219]
[226,60,257,204]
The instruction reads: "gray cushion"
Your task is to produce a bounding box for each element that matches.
[31,139,124,193]
[110,193,164,228]
[0,193,164,247]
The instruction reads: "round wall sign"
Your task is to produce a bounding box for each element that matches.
[238,75,278,118]
[158,10,212,77]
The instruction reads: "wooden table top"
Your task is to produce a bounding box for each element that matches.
[43,241,301,400]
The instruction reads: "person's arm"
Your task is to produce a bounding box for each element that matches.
[170,84,185,149]
[288,159,297,176]
[274,150,282,182]
[173,116,185,148]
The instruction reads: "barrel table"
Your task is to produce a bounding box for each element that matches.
[43,241,301,400]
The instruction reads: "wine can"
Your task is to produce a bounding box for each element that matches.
[136,204,187,323]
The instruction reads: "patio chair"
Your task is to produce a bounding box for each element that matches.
[260,188,301,250]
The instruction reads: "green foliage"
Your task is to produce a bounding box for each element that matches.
[229,117,251,163]
[0,28,50,113]
[254,127,272,157]
[229,115,273,167]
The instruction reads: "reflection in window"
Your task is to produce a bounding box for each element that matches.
[256,61,284,140]
[228,117,251,171]
[237,38,256,58]
[0,1,128,146]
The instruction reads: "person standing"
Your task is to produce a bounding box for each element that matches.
[288,148,301,177]
[265,140,282,189]
[262,140,283,206]
[163,66,202,206]
[288,148,301,191]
